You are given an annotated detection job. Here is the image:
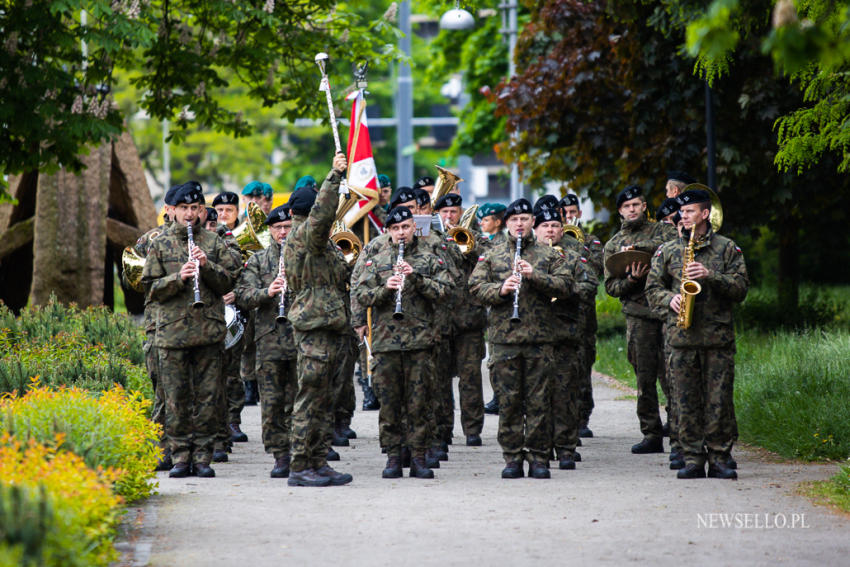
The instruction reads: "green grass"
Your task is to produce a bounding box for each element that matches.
[803,465,850,514]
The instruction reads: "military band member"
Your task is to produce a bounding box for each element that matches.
[236,184,263,407]
[234,205,298,478]
[414,175,435,196]
[603,185,677,455]
[646,189,748,479]
[478,203,506,243]
[242,181,274,216]
[656,197,681,227]
[664,171,696,199]
[283,153,353,487]
[213,191,240,231]
[469,198,575,479]
[142,182,240,478]
[352,206,453,478]
[204,207,219,231]
[559,193,603,438]
[533,207,597,469]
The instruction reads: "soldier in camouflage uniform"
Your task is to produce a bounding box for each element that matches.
[436,193,487,446]
[283,153,353,487]
[234,205,298,478]
[142,182,240,478]
[352,206,453,478]
[469,198,575,479]
[559,194,603,438]
[603,185,677,454]
[329,243,358,450]
[533,206,598,470]
[476,203,507,415]
[646,189,748,480]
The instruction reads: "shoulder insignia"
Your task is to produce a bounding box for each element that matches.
[441,244,447,250]
[655,248,663,257]
[735,246,742,254]
[447,237,455,243]
[593,239,601,245]
[366,260,373,267]
[477,255,486,262]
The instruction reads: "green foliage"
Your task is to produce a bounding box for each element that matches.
[805,464,850,513]
[736,285,849,331]
[685,0,739,83]
[735,329,850,460]
[0,484,53,567]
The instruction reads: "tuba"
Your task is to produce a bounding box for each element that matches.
[430,165,463,208]
[122,246,147,292]
[447,204,479,255]
[331,221,362,265]
[232,202,270,261]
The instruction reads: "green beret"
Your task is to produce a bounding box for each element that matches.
[476,203,507,220]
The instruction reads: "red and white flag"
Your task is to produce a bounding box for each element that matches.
[342,90,381,231]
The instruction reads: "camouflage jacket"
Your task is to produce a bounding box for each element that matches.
[581,231,604,280]
[350,232,390,328]
[352,236,453,352]
[548,241,597,343]
[469,231,575,345]
[234,239,296,361]
[603,217,676,319]
[142,219,240,348]
[427,229,466,336]
[283,169,349,334]
[485,230,507,249]
[130,222,169,333]
[646,230,749,349]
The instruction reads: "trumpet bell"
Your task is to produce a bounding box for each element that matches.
[447,226,476,255]
[122,246,147,292]
[331,228,362,265]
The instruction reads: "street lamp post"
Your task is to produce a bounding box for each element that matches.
[500,1,522,202]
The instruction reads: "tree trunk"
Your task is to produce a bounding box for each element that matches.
[777,215,799,313]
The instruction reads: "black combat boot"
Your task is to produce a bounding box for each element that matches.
[194,463,216,478]
[243,380,259,406]
[382,457,403,478]
[579,426,594,438]
[212,449,229,463]
[271,454,290,478]
[573,451,582,462]
[410,457,435,479]
[669,451,685,470]
[155,447,173,472]
[362,385,380,410]
[168,462,191,478]
[484,397,499,415]
[425,448,441,469]
[707,462,738,480]
[631,437,664,454]
[331,427,350,447]
[501,461,524,479]
[466,434,482,446]
[529,461,551,479]
[726,455,738,469]
[288,468,332,487]
[677,463,706,479]
[558,452,576,470]
[229,423,248,443]
[316,465,353,486]
[327,447,340,461]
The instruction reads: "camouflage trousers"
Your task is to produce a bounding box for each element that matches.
[551,344,581,458]
[372,348,433,459]
[290,330,346,472]
[625,316,667,440]
[158,344,222,466]
[144,336,166,447]
[432,335,457,443]
[331,334,358,428]
[491,343,554,463]
[214,339,245,451]
[456,329,485,436]
[669,347,736,466]
[662,323,681,454]
[257,357,297,459]
[577,304,597,427]
[241,315,256,385]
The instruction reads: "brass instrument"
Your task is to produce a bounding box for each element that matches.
[186,222,204,308]
[510,231,523,322]
[232,202,270,261]
[680,183,724,233]
[276,238,288,322]
[393,240,406,320]
[562,218,585,243]
[330,221,362,265]
[122,246,147,292]
[446,204,479,255]
[676,226,702,329]
[430,165,463,208]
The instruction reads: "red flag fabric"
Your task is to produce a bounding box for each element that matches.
[343,90,381,230]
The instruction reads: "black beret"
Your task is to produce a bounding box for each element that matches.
[667,170,696,185]
[656,197,680,220]
[534,207,561,228]
[212,191,239,207]
[676,189,711,207]
[385,205,414,228]
[560,194,580,208]
[413,188,431,208]
[616,184,643,209]
[205,207,218,222]
[265,204,291,225]
[533,195,559,215]
[164,184,181,205]
[435,193,462,210]
[414,176,435,189]
[503,198,533,222]
[198,191,206,205]
[166,181,204,205]
[287,187,318,216]
[390,187,417,209]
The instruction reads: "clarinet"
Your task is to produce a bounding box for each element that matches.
[276,239,288,322]
[186,222,204,308]
[392,240,405,320]
[510,230,523,322]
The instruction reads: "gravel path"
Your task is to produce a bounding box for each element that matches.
[117,370,849,566]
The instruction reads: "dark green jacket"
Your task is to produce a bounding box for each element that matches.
[352,236,453,352]
[283,169,349,334]
[469,231,575,345]
[131,222,169,333]
[603,217,676,319]
[142,219,239,348]
[234,239,296,361]
[646,230,749,349]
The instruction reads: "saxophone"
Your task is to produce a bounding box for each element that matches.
[676,226,702,329]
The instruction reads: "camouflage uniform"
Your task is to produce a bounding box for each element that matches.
[329,246,358,439]
[142,220,239,466]
[283,170,350,473]
[469,232,575,463]
[234,239,297,459]
[352,235,452,458]
[578,232,603,427]
[646,229,748,467]
[603,217,676,442]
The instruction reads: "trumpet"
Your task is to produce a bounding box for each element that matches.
[393,240,406,320]
[276,239,288,322]
[186,222,204,308]
[330,221,362,265]
[510,231,523,322]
